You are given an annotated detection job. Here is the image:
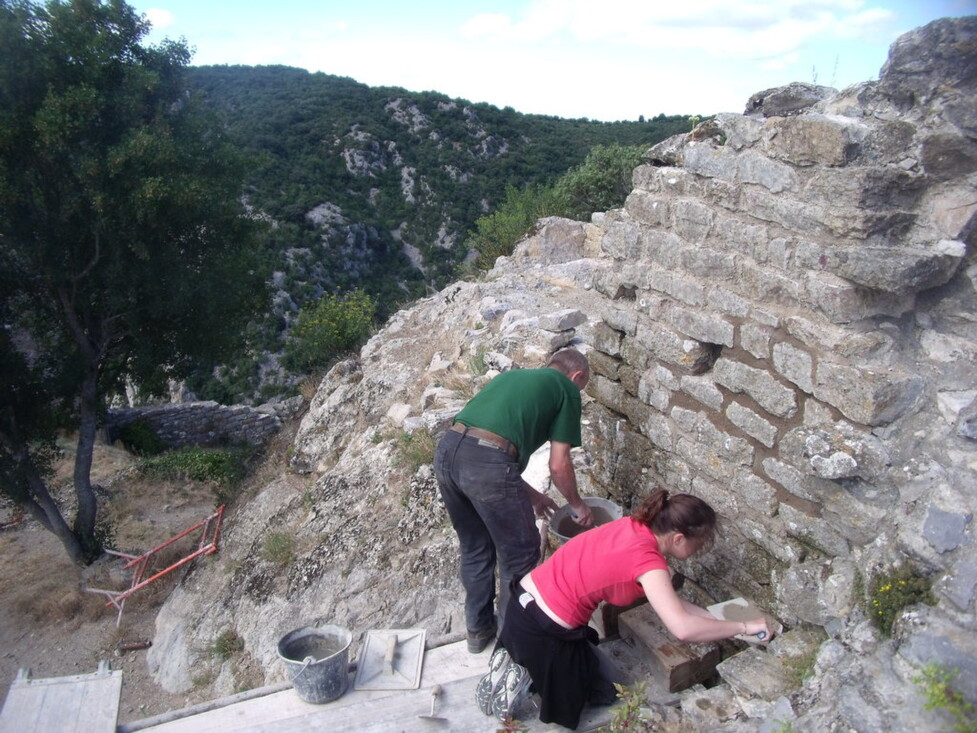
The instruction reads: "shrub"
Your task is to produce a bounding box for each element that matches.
[138,446,250,505]
[115,419,168,456]
[551,144,646,222]
[283,289,376,372]
[394,429,436,474]
[867,564,936,637]
[601,681,655,732]
[210,630,245,660]
[913,664,977,733]
[262,531,295,565]
[468,184,559,269]
[466,144,645,270]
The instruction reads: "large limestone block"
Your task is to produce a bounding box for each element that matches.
[761,114,869,167]
[813,361,925,426]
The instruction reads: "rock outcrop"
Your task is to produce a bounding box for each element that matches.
[148,17,976,731]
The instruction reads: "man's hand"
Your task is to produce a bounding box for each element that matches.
[526,484,559,520]
[569,499,593,527]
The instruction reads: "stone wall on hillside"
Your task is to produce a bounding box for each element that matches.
[582,15,976,702]
[105,402,285,449]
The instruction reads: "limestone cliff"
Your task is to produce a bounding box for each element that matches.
[149,17,977,731]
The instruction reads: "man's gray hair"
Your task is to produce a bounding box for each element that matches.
[547,348,589,376]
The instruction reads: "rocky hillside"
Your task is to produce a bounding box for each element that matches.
[148,17,976,731]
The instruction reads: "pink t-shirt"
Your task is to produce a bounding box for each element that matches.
[530,517,668,628]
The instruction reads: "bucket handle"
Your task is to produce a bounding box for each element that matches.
[292,656,316,681]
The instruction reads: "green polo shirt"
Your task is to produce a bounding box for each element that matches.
[453,367,582,472]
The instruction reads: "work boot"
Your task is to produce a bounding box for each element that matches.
[467,624,496,653]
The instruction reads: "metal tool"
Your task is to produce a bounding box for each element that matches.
[417,683,447,722]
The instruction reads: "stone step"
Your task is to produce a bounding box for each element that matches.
[617,604,722,693]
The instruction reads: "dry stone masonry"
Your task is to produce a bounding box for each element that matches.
[581,16,977,724]
[106,401,285,449]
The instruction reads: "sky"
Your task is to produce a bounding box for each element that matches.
[129,0,976,122]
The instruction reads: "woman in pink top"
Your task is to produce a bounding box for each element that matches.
[484,489,773,728]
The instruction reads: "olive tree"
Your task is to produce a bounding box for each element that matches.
[0,0,268,563]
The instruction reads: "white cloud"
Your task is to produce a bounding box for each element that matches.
[143,8,175,30]
[456,0,896,59]
[460,13,516,40]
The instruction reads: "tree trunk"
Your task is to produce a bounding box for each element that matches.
[11,445,87,564]
[22,477,86,565]
[72,362,100,560]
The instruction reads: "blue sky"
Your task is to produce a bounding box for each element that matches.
[130,0,976,121]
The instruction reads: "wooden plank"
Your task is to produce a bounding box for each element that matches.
[0,666,122,733]
[618,605,721,692]
[132,639,618,732]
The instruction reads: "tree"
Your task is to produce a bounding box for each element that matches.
[0,0,269,564]
[551,143,646,221]
[283,290,377,372]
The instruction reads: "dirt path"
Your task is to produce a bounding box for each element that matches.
[0,441,222,724]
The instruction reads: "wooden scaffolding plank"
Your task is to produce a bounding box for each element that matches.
[0,665,122,733]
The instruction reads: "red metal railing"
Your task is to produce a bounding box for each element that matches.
[86,505,225,625]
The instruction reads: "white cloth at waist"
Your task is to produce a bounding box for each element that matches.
[518,574,574,629]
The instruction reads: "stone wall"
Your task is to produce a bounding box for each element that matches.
[106,402,283,449]
[583,16,977,704]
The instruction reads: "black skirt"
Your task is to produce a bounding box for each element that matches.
[498,582,615,729]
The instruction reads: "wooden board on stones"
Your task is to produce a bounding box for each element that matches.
[617,604,721,692]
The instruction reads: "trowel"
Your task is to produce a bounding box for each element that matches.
[417,684,447,723]
[707,597,783,644]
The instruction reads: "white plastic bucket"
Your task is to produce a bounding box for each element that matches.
[549,497,623,544]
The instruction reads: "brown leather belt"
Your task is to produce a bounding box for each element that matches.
[451,423,518,460]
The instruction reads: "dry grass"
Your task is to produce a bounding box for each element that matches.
[439,372,477,401]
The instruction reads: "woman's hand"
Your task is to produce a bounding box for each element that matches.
[742,618,772,641]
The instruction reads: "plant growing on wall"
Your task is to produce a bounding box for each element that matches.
[866,564,936,637]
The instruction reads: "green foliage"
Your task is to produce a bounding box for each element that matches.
[551,144,647,221]
[600,681,655,732]
[467,144,647,268]
[115,420,168,457]
[394,429,436,474]
[466,346,490,377]
[210,630,245,660]
[283,290,376,373]
[914,665,977,733]
[468,184,559,269]
[0,0,267,563]
[867,564,936,637]
[188,64,695,301]
[138,447,248,498]
[262,532,295,565]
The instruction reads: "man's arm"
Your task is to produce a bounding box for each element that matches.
[549,441,593,526]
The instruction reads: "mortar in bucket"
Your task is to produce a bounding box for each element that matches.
[550,497,623,544]
[278,625,352,704]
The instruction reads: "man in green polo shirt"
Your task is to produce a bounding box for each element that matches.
[435,348,594,653]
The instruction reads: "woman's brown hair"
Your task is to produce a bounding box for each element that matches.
[632,489,717,547]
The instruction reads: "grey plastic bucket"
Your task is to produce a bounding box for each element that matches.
[278,625,352,704]
[550,497,623,544]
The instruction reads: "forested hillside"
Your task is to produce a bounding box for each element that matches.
[185,65,696,400]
